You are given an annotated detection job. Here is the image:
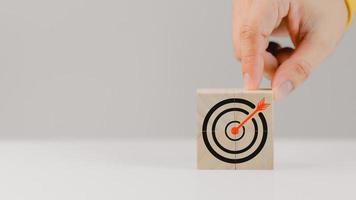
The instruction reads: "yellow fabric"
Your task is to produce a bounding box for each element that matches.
[346,0,356,26]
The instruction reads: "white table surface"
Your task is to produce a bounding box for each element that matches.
[0,137,355,200]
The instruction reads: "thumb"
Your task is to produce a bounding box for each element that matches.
[272,33,333,100]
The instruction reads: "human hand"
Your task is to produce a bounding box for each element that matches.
[233,0,349,100]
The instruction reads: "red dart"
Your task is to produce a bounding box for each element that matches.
[231,98,270,135]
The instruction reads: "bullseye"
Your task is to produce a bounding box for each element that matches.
[230,127,240,135]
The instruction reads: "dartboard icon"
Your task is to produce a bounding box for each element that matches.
[201,96,271,165]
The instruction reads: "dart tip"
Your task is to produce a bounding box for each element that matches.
[256,98,270,111]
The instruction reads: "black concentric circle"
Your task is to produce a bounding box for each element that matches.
[202,98,268,164]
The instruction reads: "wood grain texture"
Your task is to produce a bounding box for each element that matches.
[197,89,273,170]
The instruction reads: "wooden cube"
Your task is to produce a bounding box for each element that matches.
[197,89,273,170]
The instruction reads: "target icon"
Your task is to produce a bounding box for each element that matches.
[197,89,273,169]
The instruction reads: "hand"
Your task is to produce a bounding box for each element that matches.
[233,0,349,100]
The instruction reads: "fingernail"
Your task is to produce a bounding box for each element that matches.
[243,73,250,90]
[275,81,294,101]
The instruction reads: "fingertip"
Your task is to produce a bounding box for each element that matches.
[243,73,250,89]
[273,80,294,101]
[243,72,262,90]
[241,54,264,90]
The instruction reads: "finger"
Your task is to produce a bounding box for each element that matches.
[263,52,278,80]
[239,22,267,89]
[239,0,289,89]
[275,47,294,64]
[232,0,245,59]
[264,47,294,80]
[264,42,282,79]
[272,33,332,100]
